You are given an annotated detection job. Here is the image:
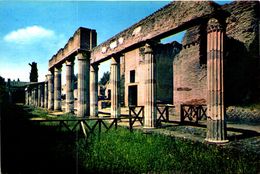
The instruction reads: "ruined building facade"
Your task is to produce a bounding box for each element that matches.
[25,1,259,143]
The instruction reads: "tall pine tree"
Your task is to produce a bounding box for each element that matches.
[29,62,38,82]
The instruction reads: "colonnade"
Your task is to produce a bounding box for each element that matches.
[25,51,99,118]
[24,16,228,143]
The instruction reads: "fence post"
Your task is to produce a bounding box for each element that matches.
[115,118,117,130]
[180,104,184,123]
[166,106,169,122]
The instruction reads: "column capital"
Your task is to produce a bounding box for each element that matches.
[207,18,224,33]
[111,54,121,65]
[45,75,49,82]
[90,63,99,71]
[66,57,75,66]
[54,65,62,71]
[144,43,153,54]
[76,51,90,60]
[47,73,53,80]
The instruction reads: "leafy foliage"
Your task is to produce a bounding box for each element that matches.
[99,71,110,85]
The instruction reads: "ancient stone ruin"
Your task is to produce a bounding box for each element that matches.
[25,1,259,143]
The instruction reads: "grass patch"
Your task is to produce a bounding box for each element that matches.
[3,104,259,174]
[77,128,259,174]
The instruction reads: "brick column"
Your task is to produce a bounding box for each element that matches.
[44,76,48,108]
[77,52,90,117]
[110,55,121,118]
[47,72,54,110]
[206,18,228,143]
[90,63,99,117]
[65,59,74,113]
[54,66,62,111]
[40,83,44,107]
[144,43,157,128]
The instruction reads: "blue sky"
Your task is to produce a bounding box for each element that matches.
[0,1,231,83]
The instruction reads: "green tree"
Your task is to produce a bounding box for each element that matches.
[99,71,110,85]
[0,76,6,103]
[29,62,38,82]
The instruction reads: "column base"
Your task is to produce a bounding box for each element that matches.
[206,119,228,143]
[204,139,229,144]
[142,127,155,134]
[143,126,155,130]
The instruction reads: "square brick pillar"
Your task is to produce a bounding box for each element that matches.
[65,59,75,113]
[90,63,99,117]
[110,55,121,118]
[47,72,54,110]
[143,43,157,128]
[206,18,228,143]
[77,51,90,117]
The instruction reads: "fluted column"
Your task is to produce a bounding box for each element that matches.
[66,59,74,113]
[39,83,44,107]
[110,55,121,118]
[44,76,48,108]
[25,89,28,105]
[47,72,54,110]
[144,43,157,128]
[37,84,41,107]
[35,86,38,107]
[206,18,227,143]
[90,63,99,117]
[77,52,90,117]
[54,66,62,111]
[28,90,31,105]
[31,89,34,106]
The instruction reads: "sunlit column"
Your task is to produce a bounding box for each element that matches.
[38,84,41,107]
[54,66,62,111]
[77,52,90,117]
[144,43,157,128]
[206,18,228,143]
[47,72,54,110]
[110,55,121,118]
[90,63,99,117]
[65,58,74,113]
[44,76,48,108]
[40,83,44,107]
[35,86,38,107]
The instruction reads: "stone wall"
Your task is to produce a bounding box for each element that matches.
[173,1,259,116]
[122,42,181,106]
[226,106,260,123]
[155,41,182,104]
[173,25,207,114]
[222,1,260,105]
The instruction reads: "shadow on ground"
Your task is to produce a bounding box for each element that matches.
[1,104,85,174]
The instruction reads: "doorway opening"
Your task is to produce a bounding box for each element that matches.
[128,85,137,106]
